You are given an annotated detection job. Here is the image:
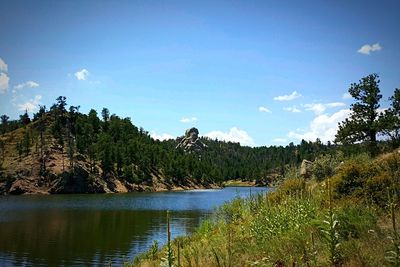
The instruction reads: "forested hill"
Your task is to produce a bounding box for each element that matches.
[1,96,340,194]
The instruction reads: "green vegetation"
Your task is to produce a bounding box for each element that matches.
[122,73,400,266]
[336,73,400,154]
[0,101,344,187]
[132,151,400,266]
[1,73,400,264]
[1,74,398,188]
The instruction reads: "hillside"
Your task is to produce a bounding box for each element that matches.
[0,97,341,195]
[0,112,213,194]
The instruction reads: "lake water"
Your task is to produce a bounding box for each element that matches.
[0,187,269,266]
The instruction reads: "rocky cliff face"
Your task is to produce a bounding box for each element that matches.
[176,127,207,153]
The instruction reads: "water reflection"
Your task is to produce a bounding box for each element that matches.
[0,187,268,266]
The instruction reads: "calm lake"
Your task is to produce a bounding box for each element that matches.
[0,186,268,266]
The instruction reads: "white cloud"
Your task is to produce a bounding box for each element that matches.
[304,102,345,115]
[378,108,388,115]
[342,92,352,99]
[0,57,8,72]
[14,81,39,90]
[284,106,301,113]
[259,106,271,113]
[74,69,89,80]
[357,43,382,55]
[180,117,198,123]
[205,127,255,146]
[18,95,42,112]
[150,132,175,141]
[273,138,288,144]
[274,91,302,101]
[0,57,9,93]
[288,109,351,143]
[0,72,9,93]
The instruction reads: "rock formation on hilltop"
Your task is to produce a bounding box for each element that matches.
[176,127,207,153]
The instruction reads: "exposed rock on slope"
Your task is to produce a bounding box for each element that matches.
[0,122,215,195]
[176,127,207,153]
[300,159,313,178]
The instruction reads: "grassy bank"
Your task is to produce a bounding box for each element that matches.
[126,151,400,267]
[223,180,257,187]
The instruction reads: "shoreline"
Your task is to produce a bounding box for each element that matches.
[222,179,258,187]
[0,176,222,195]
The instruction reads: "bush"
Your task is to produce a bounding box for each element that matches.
[365,173,393,206]
[268,178,306,203]
[217,197,246,223]
[331,154,379,199]
[251,196,316,242]
[312,154,340,181]
[331,152,400,206]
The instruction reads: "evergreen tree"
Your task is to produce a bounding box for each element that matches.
[101,108,110,132]
[97,133,113,174]
[0,114,10,134]
[22,130,30,156]
[380,88,400,148]
[20,110,31,125]
[336,74,383,155]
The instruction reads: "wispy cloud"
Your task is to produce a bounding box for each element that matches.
[150,132,175,141]
[288,109,351,143]
[273,91,302,101]
[14,81,39,90]
[0,57,7,72]
[0,57,8,94]
[342,92,352,99]
[259,106,271,113]
[18,95,42,112]
[304,102,345,115]
[205,127,255,146]
[74,69,89,80]
[357,43,382,55]
[284,106,301,113]
[180,117,198,123]
[0,73,9,94]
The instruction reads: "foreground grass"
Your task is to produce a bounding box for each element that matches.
[125,152,400,267]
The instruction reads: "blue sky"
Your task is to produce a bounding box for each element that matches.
[1,0,399,146]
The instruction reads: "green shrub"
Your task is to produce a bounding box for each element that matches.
[365,173,393,206]
[267,178,306,203]
[279,178,306,195]
[331,154,379,199]
[217,197,246,223]
[336,205,377,240]
[250,196,316,243]
[312,154,340,181]
[331,152,400,206]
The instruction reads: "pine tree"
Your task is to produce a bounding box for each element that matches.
[336,74,383,155]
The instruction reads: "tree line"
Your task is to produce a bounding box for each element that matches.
[0,73,398,185]
[0,100,337,185]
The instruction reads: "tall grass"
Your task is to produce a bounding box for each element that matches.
[160,210,175,267]
[132,150,400,266]
[318,179,342,265]
[386,190,400,266]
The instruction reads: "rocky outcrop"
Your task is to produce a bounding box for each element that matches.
[48,164,128,194]
[7,177,48,195]
[176,127,207,153]
[300,159,313,178]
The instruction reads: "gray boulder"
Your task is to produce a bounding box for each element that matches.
[300,159,313,178]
